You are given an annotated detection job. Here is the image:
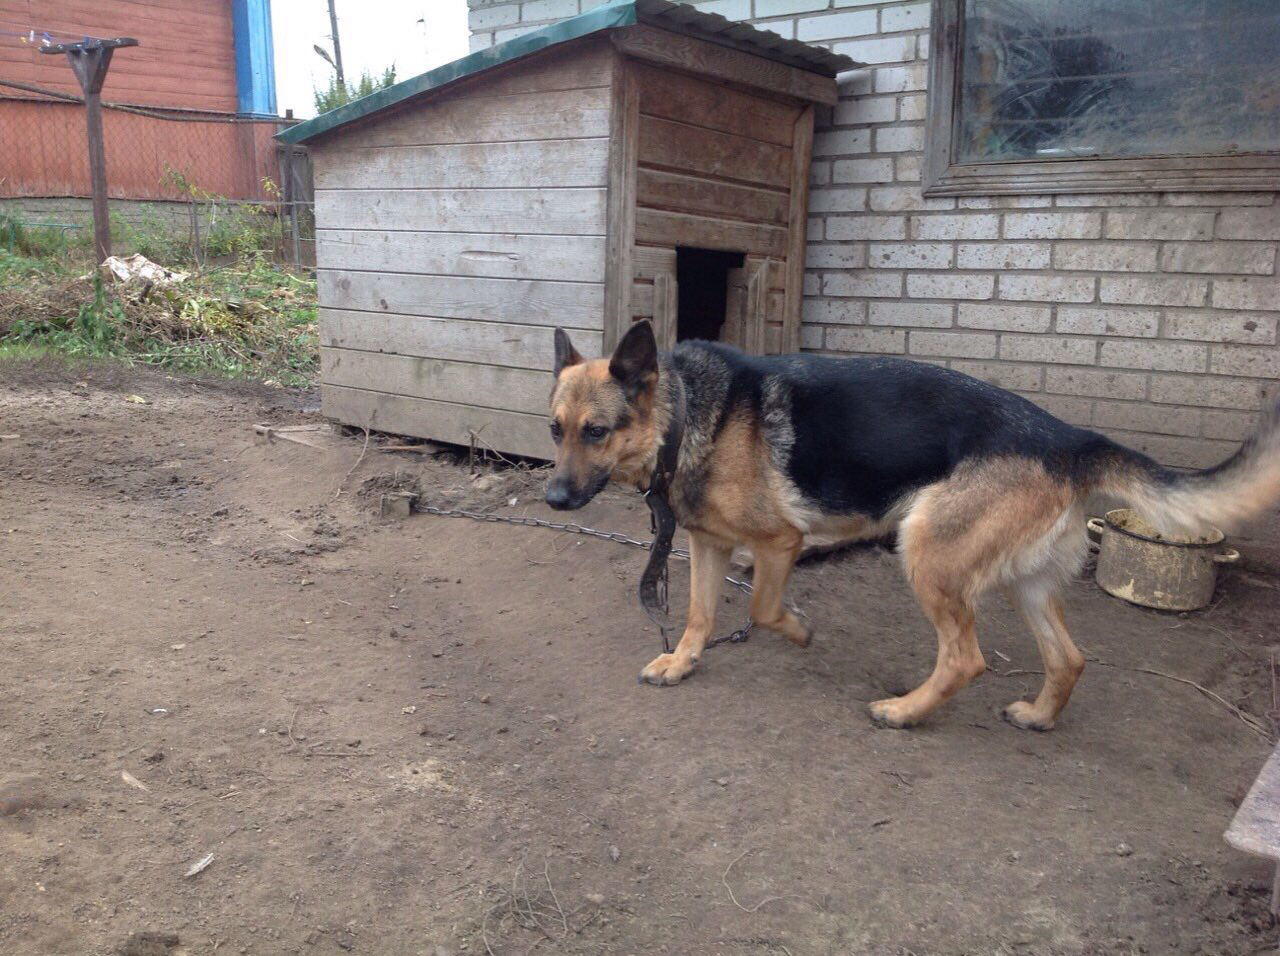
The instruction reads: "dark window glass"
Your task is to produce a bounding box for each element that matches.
[956,0,1280,163]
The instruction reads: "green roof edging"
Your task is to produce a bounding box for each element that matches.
[276,1,638,145]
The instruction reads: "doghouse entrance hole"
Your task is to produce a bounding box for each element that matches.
[676,247,745,342]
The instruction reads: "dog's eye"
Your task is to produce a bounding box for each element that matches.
[549,421,563,442]
[584,424,609,441]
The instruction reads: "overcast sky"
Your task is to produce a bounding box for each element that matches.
[271,0,469,119]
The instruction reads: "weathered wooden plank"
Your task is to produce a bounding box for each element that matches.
[634,62,802,147]
[322,384,555,460]
[320,310,600,370]
[604,56,640,354]
[653,272,679,349]
[317,271,604,329]
[322,348,553,415]
[450,38,615,98]
[315,188,608,235]
[636,168,790,225]
[638,115,793,189]
[612,25,838,105]
[635,209,789,259]
[633,246,677,280]
[314,139,610,190]
[631,280,655,318]
[319,86,612,150]
[316,230,606,282]
[782,104,815,354]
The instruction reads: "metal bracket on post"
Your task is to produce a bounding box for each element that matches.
[40,37,138,262]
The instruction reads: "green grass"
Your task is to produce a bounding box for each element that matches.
[0,238,318,387]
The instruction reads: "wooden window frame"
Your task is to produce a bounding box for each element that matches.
[922,0,1280,197]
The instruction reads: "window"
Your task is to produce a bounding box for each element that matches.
[924,0,1280,194]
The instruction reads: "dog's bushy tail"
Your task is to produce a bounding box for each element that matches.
[1092,394,1280,535]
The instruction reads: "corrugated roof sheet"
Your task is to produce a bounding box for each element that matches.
[278,0,858,144]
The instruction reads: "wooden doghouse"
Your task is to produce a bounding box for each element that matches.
[279,0,855,459]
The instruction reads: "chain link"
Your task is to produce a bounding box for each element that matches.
[412,500,757,650]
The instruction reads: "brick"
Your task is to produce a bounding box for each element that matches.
[999,274,1095,303]
[1165,311,1277,345]
[1209,345,1280,379]
[493,23,536,41]
[521,0,578,20]
[1030,395,1094,427]
[806,217,823,241]
[796,9,877,40]
[809,161,831,186]
[868,242,952,269]
[806,243,867,268]
[909,331,997,359]
[880,2,930,31]
[1211,277,1280,311]
[825,327,906,354]
[800,324,825,350]
[1217,207,1280,240]
[826,215,907,240]
[958,303,1051,333]
[832,158,894,183]
[875,126,924,153]
[469,4,520,28]
[1055,194,1159,207]
[469,32,493,51]
[895,155,922,182]
[833,96,896,125]
[822,271,903,297]
[1052,242,1159,273]
[1002,212,1102,240]
[1100,341,1207,373]
[959,195,1051,209]
[1056,307,1159,338]
[956,243,1050,270]
[1045,367,1147,401]
[868,301,953,328]
[1101,276,1208,307]
[868,186,953,212]
[873,64,927,93]
[814,129,870,156]
[803,272,820,295]
[950,361,1043,392]
[803,298,866,325]
[1203,408,1260,442]
[1105,211,1214,241]
[1150,373,1270,411]
[809,188,868,213]
[833,35,917,63]
[1094,401,1201,437]
[756,18,796,38]
[911,214,1000,240]
[754,0,829,15]
[907,273,994,300]
[1164,193,1276,207]
[917,34,929,59]
[1095,430,1235,469]
[1160,242,1276,276]
[898,94,927,121]
[1001,335,1097,366]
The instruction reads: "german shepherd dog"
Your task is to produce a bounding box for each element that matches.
[547,320,1280,730]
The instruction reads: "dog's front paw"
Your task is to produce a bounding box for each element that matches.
[639,652,696,686]
[1001,700,1055,732]
[868,697,921,729]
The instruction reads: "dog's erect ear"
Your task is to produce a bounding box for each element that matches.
[553,328,583,377]
[608,320,658,394]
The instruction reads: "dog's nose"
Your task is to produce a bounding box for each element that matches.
[545,479,574,510]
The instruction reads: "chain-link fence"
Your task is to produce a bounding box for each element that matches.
[0,79,314,267]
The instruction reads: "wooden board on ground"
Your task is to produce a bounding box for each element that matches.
[1225,741,1280,916]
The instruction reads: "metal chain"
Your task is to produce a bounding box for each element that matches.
[412,500,756,650]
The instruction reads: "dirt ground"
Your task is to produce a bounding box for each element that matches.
[2,358,1279,956]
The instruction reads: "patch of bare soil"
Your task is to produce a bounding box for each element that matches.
[1,358,1278,956]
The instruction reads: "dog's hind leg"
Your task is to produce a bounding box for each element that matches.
[640,531,732,686]
[1003,581,1085,731]
[748,533,812,647]
[868,573,985,729]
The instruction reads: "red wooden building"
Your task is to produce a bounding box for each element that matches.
[0,0,280,202]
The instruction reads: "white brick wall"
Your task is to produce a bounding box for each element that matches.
[468,0,1280,467]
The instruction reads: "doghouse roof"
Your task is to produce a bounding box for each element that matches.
[278,0,858,145]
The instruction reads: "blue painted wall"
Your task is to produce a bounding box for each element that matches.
[232,0,278,116]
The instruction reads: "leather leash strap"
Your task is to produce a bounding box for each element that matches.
[639,415,683,652]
